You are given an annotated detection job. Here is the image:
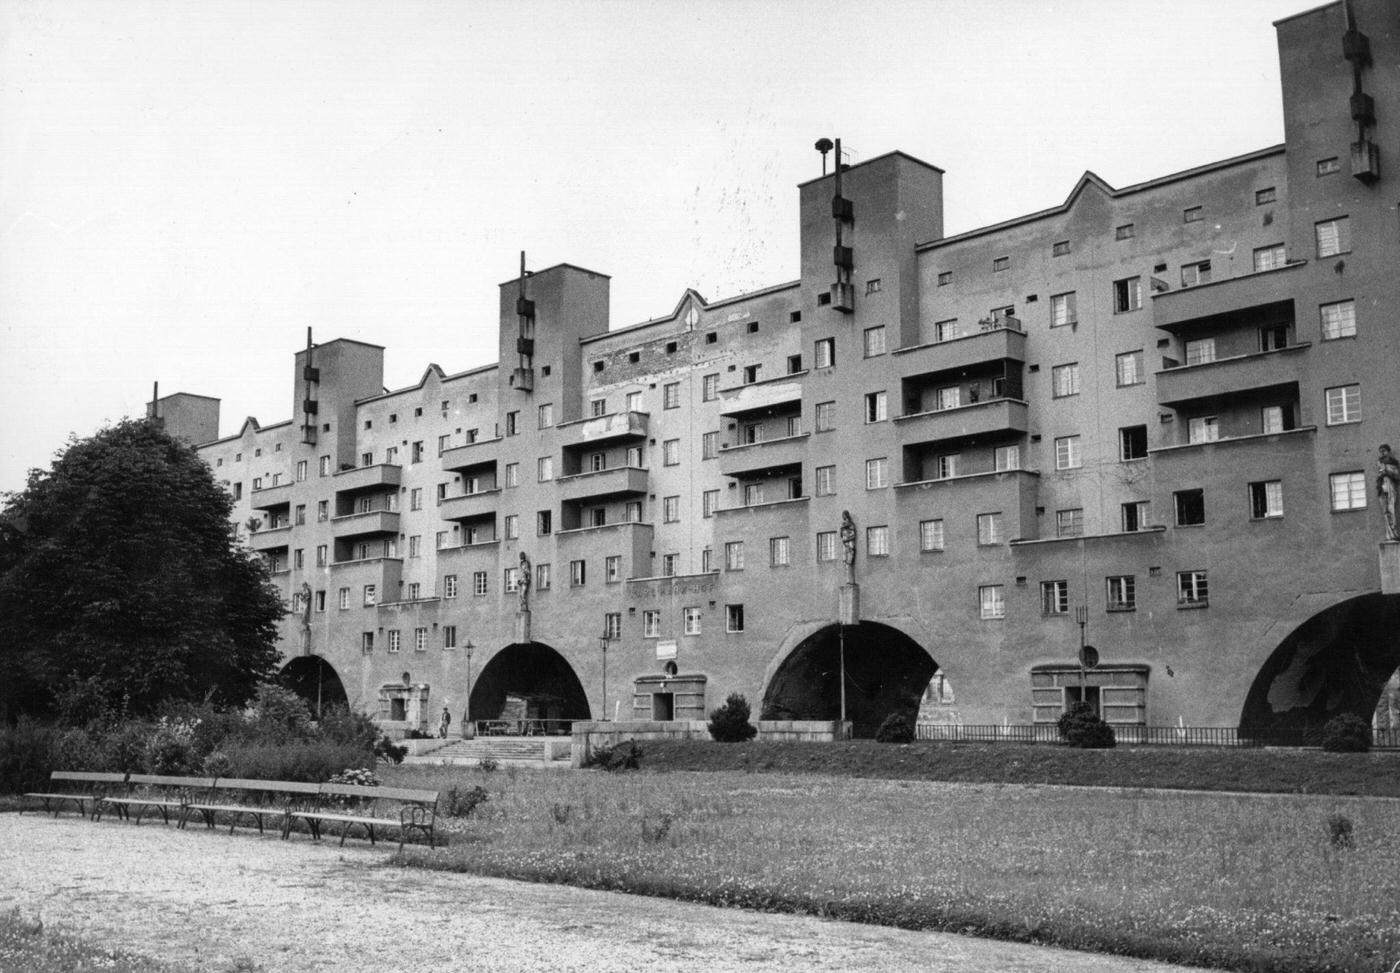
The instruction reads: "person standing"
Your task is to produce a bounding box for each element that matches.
[439,706,452,739]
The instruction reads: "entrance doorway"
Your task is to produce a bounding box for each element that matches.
[652,692,675,721]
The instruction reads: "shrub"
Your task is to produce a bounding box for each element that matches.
[1057,702,1117,749]
[1322,713,1371,753]
[1328,813,1355,849]
[327,767,380,787]
[641,812,674,843]
[53,674,118,730]
[0,718,60,794]
[445,785,490,818]
[246,683,313,744]
[223,741,373,783]
[102,722,152,773]
[317,705,379,751]
[477,757,500,773]
[708,693,757,743]
[50,728,107,772]
[875,712,915,744]
[201,750,232,777]
[586,739,643,771]
[374,735,408,765]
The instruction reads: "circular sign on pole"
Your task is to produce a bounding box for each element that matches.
[1079,645,1100,669]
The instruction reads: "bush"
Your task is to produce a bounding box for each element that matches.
[222,741,373,783]
[1328,813,1355,849]
[317,705,379,751]
[327,767,379,787]
[708,693,757,743]
[1057,702,1117,749]
[446,785,490,817]
[374,735,407,765]
[50,728,107,772]
[102,722,152,773]
[0,718,60,794]
[874,712,915,744]
[586,739,643,772]
[1322,713,1371,753]
[245,683,313,744]
[201,750,232,777]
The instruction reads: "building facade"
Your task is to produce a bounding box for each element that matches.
[153,0,1399,739]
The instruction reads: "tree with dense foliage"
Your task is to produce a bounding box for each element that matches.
[0,419,284,720]
[708,693,757,742]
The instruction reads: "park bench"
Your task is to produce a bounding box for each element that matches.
[285,784,439,849]
[181,778,322,835]
[22,771,127,819]
[95,774,216,826]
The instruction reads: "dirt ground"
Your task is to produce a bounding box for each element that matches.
[4,812,1212,972]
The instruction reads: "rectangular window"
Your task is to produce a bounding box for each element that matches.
[1115,223,1135,240]
[1259,323,1290,351]
[1325,384,1361,425]
[1183,206,1203,223]
[410,488,422,511]
[1253,243,1287,272]
[1056,509,1084,537]
[1051,363,1080,398]
[1188,416,1220,444]
[1050,292,1077,327]
[443,625,457,649]
[977,512,1003,545]
[1262,405,1287,434]
[414,628,428,652]
[663,440,680,465]
[339,587,350,610]
[603,612,622,640]
[293,504,306,526]
[937,270,952,286]
[1329,471,1367,510]
[863,327,887,357]
[435,530,449,549]
[1055,435,1082,470]
[363,585,377,607]
[314,590,325,612]
[537,510,553,536]
[743,364,761,384]
[1255,187,1276,205]
[864,391,887,422]
[1107,575,1136,612]
[701,548,712,572]
[816,531,838,562]
[1121,502,1148,532]
[1041,580,1069,615]
[814,465,835,496]
[1174,488,1205,526]
[295,460,307,482]
[701,431,718,459]
[504,412,519,437]
[815,401,835,432]
[387,630,401,654]
[770,536,790,566]
[1177,570,1209,607]
[814,338,835,369]
[725,541,744,571]
[994,445,1020,471]
[865,457,888,489]
[934,318,959,342]
[590,399,607,418]
[1114,350,1144,387]
[316,544,328,567]
[605,555,621,582]
[742,422,763,445]
[979,585,1005,620]
[1052,240,1070,256]
[1316,157,1340,176]
[503,514,519,539]
[537,402,553,429]
[1320,300,1356,340]
[726,604,745,632]
[621,391,640,413]
[702,489,719,517]
[444,575,458,599]
[919,519,945,552]
[643,610,661,637]
[663,496,680,522]
[934,386,960,411]
[570,560,586,587]
[702,374,719,401]
[1119,425,1148,461]
[317,500,328,522]
[743,482,765,506]
[362,632,374,653]
[866,525,890,557]
[1249,480,1283,519]
[535,563,551,590]
[663,382,680,409]
[992,256,1009,272]
[683,607,701,636]
[935,454,959,480]
[1113,276,1141,313]
[531,455,552,482]
[411,441,424,462]
[1180,260,1211,287]
[437,434,450,457]
[1184,338,1216,366]
[473,571,488,596]
[319,456,330,476]
[292,548,304,570]
[1315,217,1350,258]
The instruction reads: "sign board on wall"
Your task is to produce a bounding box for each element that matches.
[656,639,677,661]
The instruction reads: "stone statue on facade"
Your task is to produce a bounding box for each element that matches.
[300,581,312,628]
[840,510,857,581]
[1379,443,1400,542]
[517,551,532,612]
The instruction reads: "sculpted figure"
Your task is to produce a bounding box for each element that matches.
[1379,443,1400,542]
[840,509,857,571]
[518,551,532,611]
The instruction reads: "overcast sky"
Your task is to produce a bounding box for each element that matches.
[1,0,1308,494]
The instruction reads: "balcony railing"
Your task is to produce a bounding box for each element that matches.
[557,465,649,502]
[558,411,649,450]
[1154,344,1309,406]
[330,509,401,538]
[894,398,1029,448]
[717,433,808,478]
[717,374,805,418]
[1151,261,1304,331]
[439,489,501,522]
[249,480,293,510]
[249,525,292,551]
[331,463,402,495]
[441,438,501,473]
[895,321,1026,378]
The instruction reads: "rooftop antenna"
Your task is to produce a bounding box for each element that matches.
[814,138,833,176]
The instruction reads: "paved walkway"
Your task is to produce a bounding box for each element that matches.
[3,813,1213,972]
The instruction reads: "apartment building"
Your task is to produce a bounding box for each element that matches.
[153,0,1399,739]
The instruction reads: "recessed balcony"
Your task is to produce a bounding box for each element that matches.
[249,481,293,511]
[718,376,805,419]
[894,398,1029,448]
[894,322,1026,378]
[1151,262,1303,331]
[330,509,401,539]
[331,463,402,495]
[895,469,1041,543]
[249,525,291,552]
[1154,345,1309,407]
[441,438,501,474]
[328,556,403,604]
[439,489,501,522]
[717,434,808,478]
[556,465,649,503]
[558,411,649,450]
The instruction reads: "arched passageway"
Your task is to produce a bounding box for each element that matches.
[278,656,348,719]
[1239,593,1400,743]
[468,641,591,727]
[761,622,938,738]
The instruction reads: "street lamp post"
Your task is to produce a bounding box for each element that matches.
[598,630,612,721]
[1075,606,1088,699]
[463,639,475,739]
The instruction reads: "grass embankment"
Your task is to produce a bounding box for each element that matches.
[637,738,1400,796]
[385,752,1400,973]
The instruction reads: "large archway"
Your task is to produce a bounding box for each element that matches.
[278,656,348,719]
[761,621,938,738]
[1239,593,1400,744]
[468,641,591,728]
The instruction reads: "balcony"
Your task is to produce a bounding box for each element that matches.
[718,375,804,419]
[894,322,1026,378]
[1154,345,1309,407]
[895,398,1029,448]
[557,465,649,503]
[250,481,293,511]
[558,411,649,450]
[330,509,401,539]
[718,433,808,478]
[439,489,501,522]
[895,469,1041,543]
[441,438,501,474]
[1151,262,1304,331]
[555,521,654,580]
[249,525,291,552]
[329,556,403,605]
[714,496,811,538]
[331,463,402,495]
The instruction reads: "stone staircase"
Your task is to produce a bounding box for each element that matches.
[405,736,572,767]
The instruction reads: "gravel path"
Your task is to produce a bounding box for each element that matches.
[4,813,1210,972]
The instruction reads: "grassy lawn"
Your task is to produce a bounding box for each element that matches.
[386,758,1400,973]
[0,909,186,973]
